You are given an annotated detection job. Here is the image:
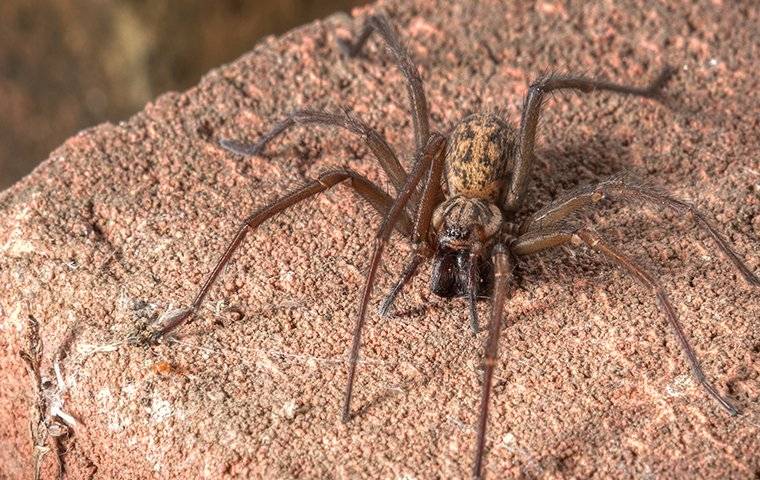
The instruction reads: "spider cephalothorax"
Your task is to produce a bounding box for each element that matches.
[144,13,759,479]
[429,194,501,302]
[433,197,503,248]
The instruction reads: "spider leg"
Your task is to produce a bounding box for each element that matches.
[466,248,483,334]
[512,227,739,415]
[144,168,413,344]
[221,109,410,198]
[519,175,759,285]
[378,251,425,317]
[338,14,430,153]
[472,243,514,479]
[342,133,446,422]
[378,135,445,316]
[505,66,676,211]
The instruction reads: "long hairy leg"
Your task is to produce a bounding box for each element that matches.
[221,109,410,197]
[505,66,675,211]
[338,14,430,153]
[144,169,413,343]
[378,133,445,316]
[342,133,446,422]
[512,227,739,415]
[472,243,514,479]
[466,249,482,333]
[518,175,758,286]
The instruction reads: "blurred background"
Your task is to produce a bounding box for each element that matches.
[0,0,367,190]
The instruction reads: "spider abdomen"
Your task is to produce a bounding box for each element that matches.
[444,113,518,202]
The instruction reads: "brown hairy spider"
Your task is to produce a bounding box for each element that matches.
[146,14,759,478]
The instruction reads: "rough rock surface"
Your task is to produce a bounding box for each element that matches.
[1,1,758,478]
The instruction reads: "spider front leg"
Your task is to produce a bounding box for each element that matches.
[519,175,759,286]
[472,243,514,479]
[378,134,445,317]
[142,168,413,344]
[221,109,411,197]
[338,13,430,153]
[505,66,676,211]
[512,227,739,415]
[342,133,446,422]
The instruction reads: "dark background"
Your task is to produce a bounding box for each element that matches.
[0,0,367,189]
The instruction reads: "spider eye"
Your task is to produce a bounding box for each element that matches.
[452,227,470,239]
[441,226,472,244]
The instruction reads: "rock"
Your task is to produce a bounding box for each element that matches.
[1,1,758,478]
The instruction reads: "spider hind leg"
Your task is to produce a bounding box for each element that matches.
[512,227,740,415]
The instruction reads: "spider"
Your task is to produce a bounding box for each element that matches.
[145,14,759,479]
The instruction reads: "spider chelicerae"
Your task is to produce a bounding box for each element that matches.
[145,14,759,478]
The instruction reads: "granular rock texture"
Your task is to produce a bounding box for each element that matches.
[1,1,758,478]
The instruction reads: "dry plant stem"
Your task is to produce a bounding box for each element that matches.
[342,133,446,422]
[19,316,65,480]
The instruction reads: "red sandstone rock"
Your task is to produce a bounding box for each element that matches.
[1,1,758,478]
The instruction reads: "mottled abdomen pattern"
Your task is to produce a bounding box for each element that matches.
[444,113,518,202]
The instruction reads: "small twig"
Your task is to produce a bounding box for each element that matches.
[19,315,75,480]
